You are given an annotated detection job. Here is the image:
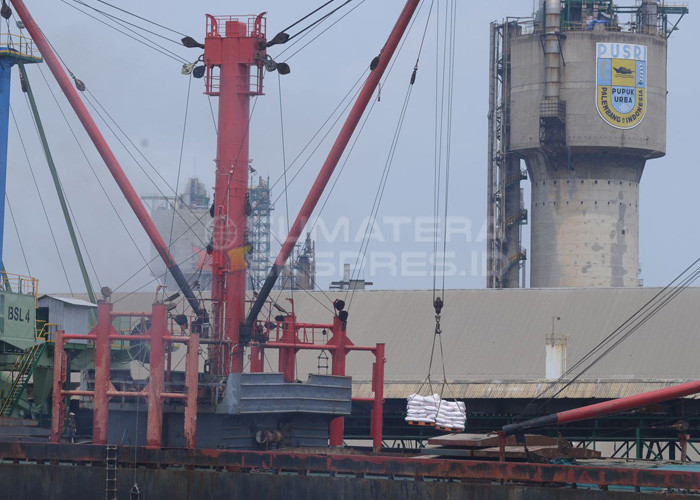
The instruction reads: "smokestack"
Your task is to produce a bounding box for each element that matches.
[545,335,569,379]
[640,1,658,35]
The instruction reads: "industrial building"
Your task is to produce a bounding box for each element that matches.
[143,176,316,292]
[82,285,700,458]
[487,0,687,289]
[143,177,212,291]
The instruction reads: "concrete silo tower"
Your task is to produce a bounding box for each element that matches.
[487,0,688,288]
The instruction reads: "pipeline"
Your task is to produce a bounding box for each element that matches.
[502,379,700,436]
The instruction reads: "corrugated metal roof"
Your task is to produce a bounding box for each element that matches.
[352,380,700,399]
[39,295,97,308]
[73,287,700,393]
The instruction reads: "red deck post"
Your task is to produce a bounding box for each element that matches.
[93,302,112,445]
[679,432,689,462]
[329,315,348,446]
[498,431,507,462]
[371,343,385,452]
[184,332,200,449]
[278,316,297,382]
[249,345,264,373]
[50,329,66,443]
[146,303,166,448]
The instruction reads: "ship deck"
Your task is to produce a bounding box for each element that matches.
[0,441,699,498]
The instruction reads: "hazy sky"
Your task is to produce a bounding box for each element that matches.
[2,0,697,295]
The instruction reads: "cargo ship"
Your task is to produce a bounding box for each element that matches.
[0,0,699,498]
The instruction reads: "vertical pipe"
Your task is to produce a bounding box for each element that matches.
[371,343,385,452]
[329,315,347,446]
[18,64,97,317]
[11,0,206,321]
[486,23,497,288]
[146,303,165,448]
[184,332,199,449]
[544,0,562,100]
[50,329,65,443]
[93,302,112,445]
[0,58,13,265]
[243,0,422,332]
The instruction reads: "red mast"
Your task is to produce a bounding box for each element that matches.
[203,15,266,375]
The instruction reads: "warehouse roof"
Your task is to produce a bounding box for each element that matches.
[67,287,700,398]
[38,295,97,308]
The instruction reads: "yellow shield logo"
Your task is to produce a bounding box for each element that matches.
[596,43,647,129]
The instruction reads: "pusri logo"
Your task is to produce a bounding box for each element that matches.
[596,42,647,129]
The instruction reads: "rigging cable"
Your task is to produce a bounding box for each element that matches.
[304,0,434,242]
[263,70,369,209]
[59,0,187,63]
[35,65,158,279]
[83,90,209,248]
[526,256,700,414]
[412,0,458,402]
[345,80,414,310]
[20,76,104,289]
[111,208,211,295]
[8,105,74,293]
[33,24,209,243]
[91,0,187,37]
[279,0,368,62]
[67,0,184,46]
[431,0,442,302]
[441,0,456,296]
[274,71,293,302]
[220,68,370,267]
[278,0,336,35]
[166,74,192,252]
[342,0,430,309]
[5,192,31,275]
[306,83,378,243]
[286,1,352,43]
[207,96,218,135]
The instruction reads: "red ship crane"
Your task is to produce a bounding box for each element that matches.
[18,0,419,451]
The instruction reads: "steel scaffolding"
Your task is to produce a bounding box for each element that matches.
[247,176,272,291]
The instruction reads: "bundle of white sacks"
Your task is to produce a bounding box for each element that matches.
[435,399,466,431]
[405,394,466,431]
[405,393,440,424]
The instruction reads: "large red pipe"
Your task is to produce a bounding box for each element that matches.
[503,379,700,436]
[11,0,206,319]
[241,0,422,338]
